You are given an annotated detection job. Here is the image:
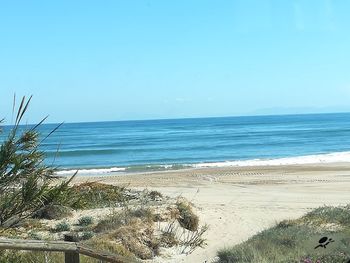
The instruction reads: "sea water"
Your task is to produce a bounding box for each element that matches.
[2,113,350,175]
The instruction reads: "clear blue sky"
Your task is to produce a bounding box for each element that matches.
[1,0,350,123]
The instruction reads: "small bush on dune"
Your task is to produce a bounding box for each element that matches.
[302,205,350,226]
[69,182,127,209]
[129,207,155,221]
[92,197,207,260]
[84,236,135,259]
[176,200,199,231]
[78,216,94,226]
[111,218,159,259]
[52,221,70,232]
[95,207,155,233]
[95,210,129,233]
[149,190,163,201]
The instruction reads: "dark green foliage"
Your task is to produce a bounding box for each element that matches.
[78,216,94,226]
[0,96,75,228]
[52,221,70,232]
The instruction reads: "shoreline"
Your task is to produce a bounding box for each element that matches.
[73,163,350,262]
[56,151,350,176]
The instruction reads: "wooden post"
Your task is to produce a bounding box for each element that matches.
[64,234,80,263]
[0,238,135,262]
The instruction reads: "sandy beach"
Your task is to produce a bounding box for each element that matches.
[74,163,350,262]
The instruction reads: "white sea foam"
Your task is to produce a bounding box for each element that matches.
[55,151,350,176]
[56,167,126,176]
[192,151,350,168]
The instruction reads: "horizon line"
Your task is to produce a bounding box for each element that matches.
[4,110,350,127]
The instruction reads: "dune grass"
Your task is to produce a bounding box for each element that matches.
[217,205,350,263]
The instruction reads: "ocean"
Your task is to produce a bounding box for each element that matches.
[2,113,350,175]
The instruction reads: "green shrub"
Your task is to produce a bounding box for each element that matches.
[53,221,71,232]
[78,216,94,226]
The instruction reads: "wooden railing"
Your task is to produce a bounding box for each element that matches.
[0,236,138,263]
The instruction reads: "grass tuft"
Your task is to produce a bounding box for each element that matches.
[217,205,350,263]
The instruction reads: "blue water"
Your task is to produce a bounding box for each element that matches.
[2,113,350,172]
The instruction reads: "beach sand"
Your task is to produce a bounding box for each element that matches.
[74,163,350,262]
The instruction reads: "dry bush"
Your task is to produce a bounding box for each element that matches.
[111,218,160,259]
[84,236,135,258]
[176,200,199,231]
[148,190,163,201]
[92,206,160,259]
[94,212,127,233]
[129,207,155,221]
[158,203,207,254]
[179,224,208,254]
[160,231,179,247]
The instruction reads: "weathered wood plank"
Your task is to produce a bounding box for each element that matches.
[0,238,77,252]
[0,238,138,263]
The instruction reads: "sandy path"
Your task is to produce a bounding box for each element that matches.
[74,163,350,262]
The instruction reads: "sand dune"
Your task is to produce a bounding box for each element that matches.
[75,163,350,262]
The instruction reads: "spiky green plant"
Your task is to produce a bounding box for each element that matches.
[0,96,75,228]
